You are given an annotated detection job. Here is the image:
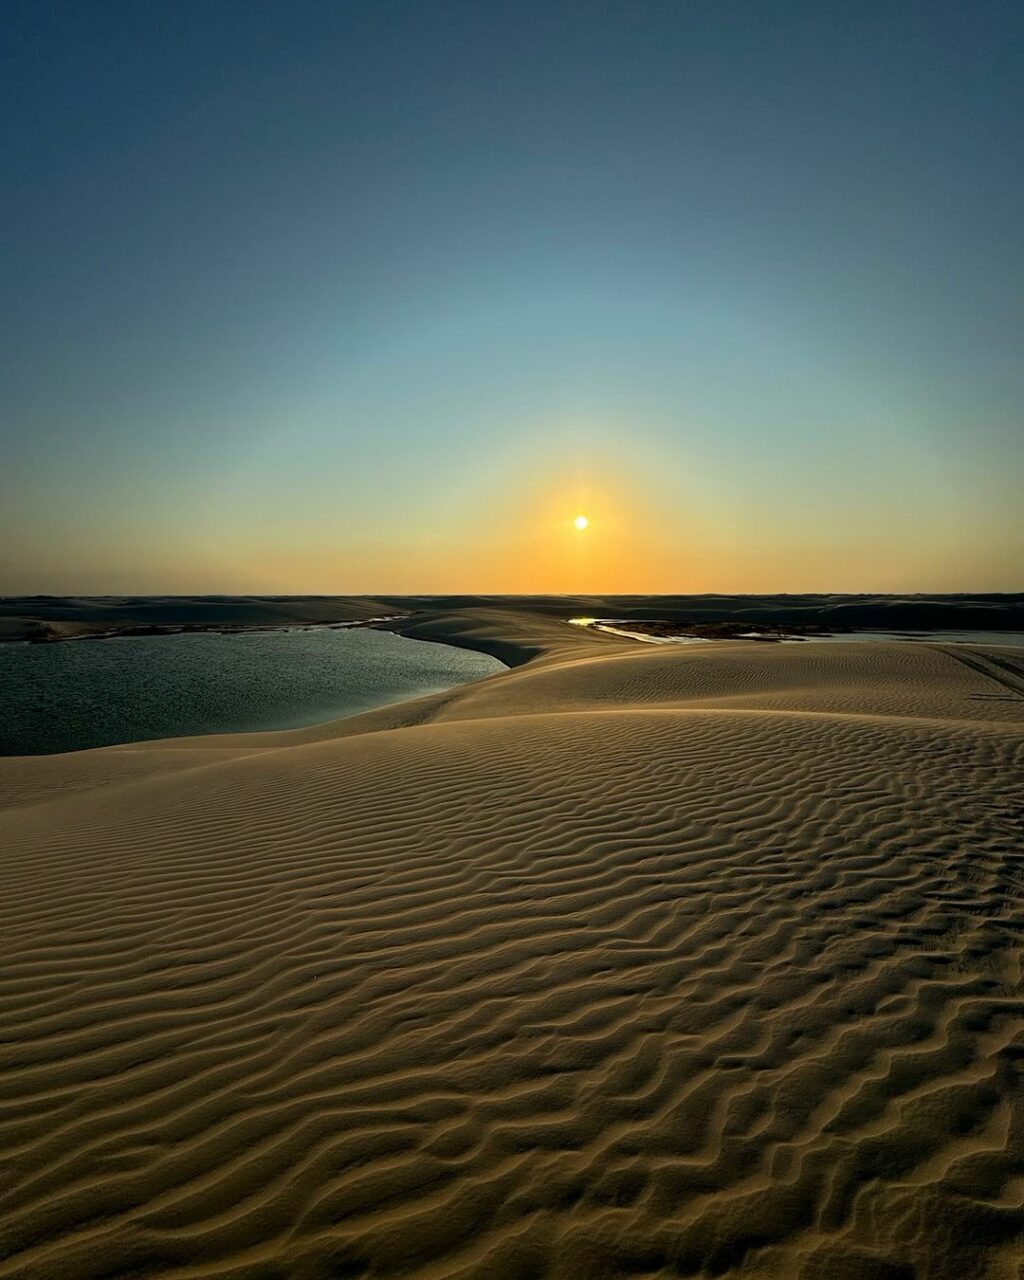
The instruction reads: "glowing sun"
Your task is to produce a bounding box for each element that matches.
[574,514,589,530]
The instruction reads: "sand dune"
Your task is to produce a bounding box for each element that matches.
[2,612,1023,1278]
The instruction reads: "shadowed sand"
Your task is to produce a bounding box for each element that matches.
[2,609,1024,1278]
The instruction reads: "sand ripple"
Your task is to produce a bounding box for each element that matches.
[1,636,1023,1277]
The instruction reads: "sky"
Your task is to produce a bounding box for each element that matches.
[2,0,1022,594]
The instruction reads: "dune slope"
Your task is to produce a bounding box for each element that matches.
[1,620,1023,1279]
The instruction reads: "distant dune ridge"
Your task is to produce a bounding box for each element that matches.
[2,591,1023,643]
[2,607,1024,1278]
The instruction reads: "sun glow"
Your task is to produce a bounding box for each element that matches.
[574,514,589,530]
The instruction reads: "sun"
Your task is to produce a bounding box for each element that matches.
[574,514,589,530]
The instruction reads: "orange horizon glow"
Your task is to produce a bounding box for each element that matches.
[4,439,1021,597]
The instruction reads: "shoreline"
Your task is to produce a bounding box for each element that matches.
[0,614,410,646]
[570,616,1024,648]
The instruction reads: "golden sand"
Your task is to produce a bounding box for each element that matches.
[2,610,1023,1278]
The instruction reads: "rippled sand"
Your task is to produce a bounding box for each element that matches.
[2,611,1023,1278]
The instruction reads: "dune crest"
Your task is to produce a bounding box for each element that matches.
[2,612,1023,1278]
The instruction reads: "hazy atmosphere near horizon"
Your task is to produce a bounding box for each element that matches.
[3,0,1022,595]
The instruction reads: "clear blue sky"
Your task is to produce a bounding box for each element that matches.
[3,1,1021,593]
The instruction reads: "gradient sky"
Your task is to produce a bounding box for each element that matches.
[3,0,1022,594]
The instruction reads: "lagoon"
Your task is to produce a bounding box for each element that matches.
[0,627,503,755]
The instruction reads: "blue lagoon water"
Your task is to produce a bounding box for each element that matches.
[0,627,504,756]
